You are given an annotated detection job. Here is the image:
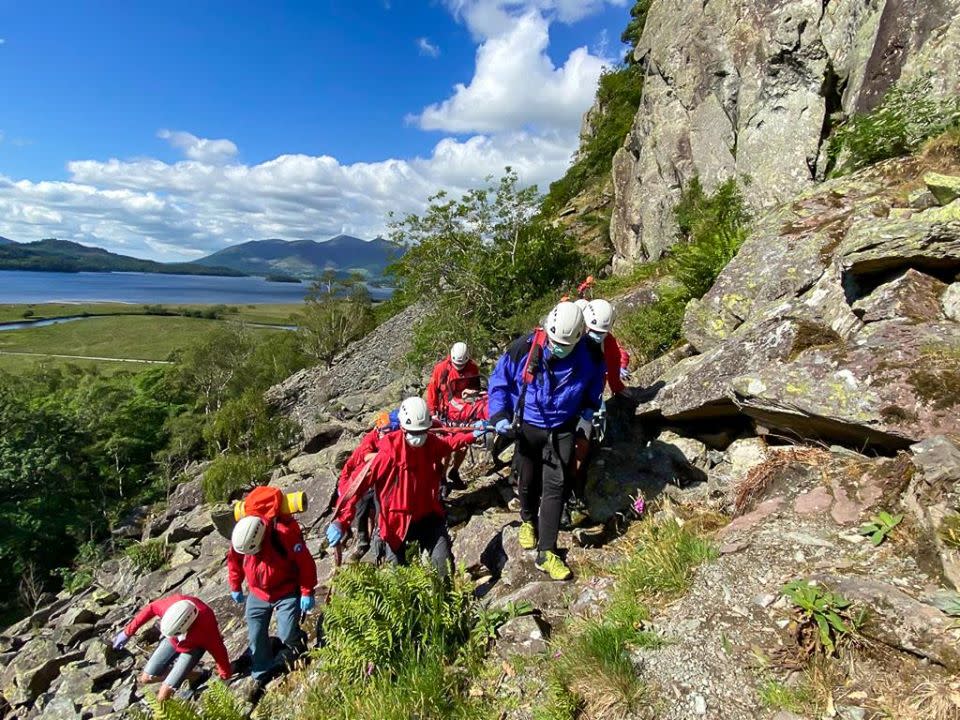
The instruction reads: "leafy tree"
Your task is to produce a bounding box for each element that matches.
[0,382,101,600]
[621,0,653,61]
[389,170,585,363]
[296,272,375,367]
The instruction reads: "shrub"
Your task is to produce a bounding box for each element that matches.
[616,178,751,362]
[296,272,375,367]
[828,77,960,175]
[542,64,645,216]
[203,390,297,456]
[620,0,654,62]
[125,539,170,574]
[201,453,271,503]
[758,678,813,712]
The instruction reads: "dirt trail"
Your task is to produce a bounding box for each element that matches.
[0,350,173,364]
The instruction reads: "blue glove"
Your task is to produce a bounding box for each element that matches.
[581,409,595,422]
[326,522,344,547]
[112,631,129,650]
[472,420,488,438]
[231,591,245,605]
[620,368,631,381]
[300,595,316,614]
[495,419,512,436]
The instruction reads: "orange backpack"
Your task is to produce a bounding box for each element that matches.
[242,486,285,521]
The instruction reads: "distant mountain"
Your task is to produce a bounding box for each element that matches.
[192,235,401,280]
[0,238,245,276]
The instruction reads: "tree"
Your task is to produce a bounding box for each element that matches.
[389,170,585,363]
[296,272,375,367]
[621,0,653,62]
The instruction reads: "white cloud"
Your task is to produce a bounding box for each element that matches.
[0,38,6,46]
[157,129,239,164]
[0,128,577,260]
[414,12,609,134]
[0,2,618,261]
[444,0,627,39]
[418,37,441,58]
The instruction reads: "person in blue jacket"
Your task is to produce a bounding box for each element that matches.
[488,301,605,580]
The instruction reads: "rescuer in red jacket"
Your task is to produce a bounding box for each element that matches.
[113,594,231,702]
[227,512,318,692]
[326,396,484,577]
[426,342,485,492]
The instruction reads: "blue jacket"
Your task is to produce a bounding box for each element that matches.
[488,333,605,430]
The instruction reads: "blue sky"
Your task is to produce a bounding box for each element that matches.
[0,1,633,260]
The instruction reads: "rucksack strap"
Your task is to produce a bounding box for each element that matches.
[515,329,547,431]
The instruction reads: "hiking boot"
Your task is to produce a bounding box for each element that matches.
[535,551,572,581]
[517,522,537,550]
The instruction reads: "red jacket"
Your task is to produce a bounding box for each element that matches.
[124,594,232,679]
[227,517,318,603]
[337,428,382,496]
[336,429,475,551]
[603,334,631,395]
[426,358,482,417]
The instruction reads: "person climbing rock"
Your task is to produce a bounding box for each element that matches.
[426,342,486,493]
[488,301,606,581]
[114,594,231,702]
[583,298,637,446]
[227,499,318,699]
[326,396,486,577]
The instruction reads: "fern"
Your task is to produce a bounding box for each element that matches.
[144,682,246,720]
[315,561,488,682]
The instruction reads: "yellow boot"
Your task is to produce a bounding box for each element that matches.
[518,522,537,550]
[536,551,572,581]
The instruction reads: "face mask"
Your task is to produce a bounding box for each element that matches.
[405,432,427,448]
[588,331,607,344]
[452,360,467,370]
[550,342,573,359]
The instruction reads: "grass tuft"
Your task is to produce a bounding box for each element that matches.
[539,516,717,719]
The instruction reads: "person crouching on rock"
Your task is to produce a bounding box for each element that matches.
[426,341,485,494]
[488,301,606,581]
[227,510,318,695]
[113,594,232,702]
[325,396,486,577]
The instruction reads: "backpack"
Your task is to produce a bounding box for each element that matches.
[513,328,549,431]
[242,486,285,521]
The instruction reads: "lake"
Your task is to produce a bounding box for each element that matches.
[0,270,392,304]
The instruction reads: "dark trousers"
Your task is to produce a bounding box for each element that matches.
[353,490,376,544]
[516,422,575,553]
[384,514,453,578]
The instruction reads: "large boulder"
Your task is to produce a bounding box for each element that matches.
[638,156,960,451]
[610,0,960,266]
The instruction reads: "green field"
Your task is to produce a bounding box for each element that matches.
[0,302,303,325]
[0,305,301,374]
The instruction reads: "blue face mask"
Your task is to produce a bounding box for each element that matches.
[588,331,607,344]
[550,342,573,359]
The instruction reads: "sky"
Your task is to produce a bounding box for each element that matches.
[0,0,631,261]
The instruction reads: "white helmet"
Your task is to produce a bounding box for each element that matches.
[160,599,199,638]
[584,299,615,334]
[231,515,266,555]
[450,342,469,369]
[545,301,585,348]
[398,397,432,432]
[574,298,589,312]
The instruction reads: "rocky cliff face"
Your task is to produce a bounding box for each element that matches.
[610,0,960,266]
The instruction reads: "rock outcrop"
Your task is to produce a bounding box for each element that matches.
[610,0,960,266]
[637,161,960,451]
